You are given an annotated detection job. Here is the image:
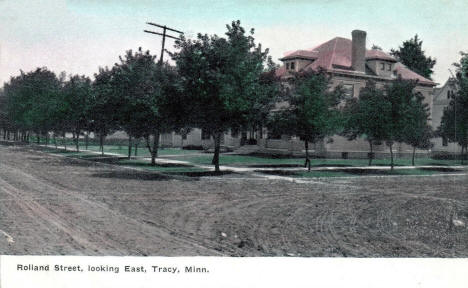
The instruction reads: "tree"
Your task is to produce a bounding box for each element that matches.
[62,75,93,152]
[4,68,62,143]
[173,20,274,172]
[270,70,344,171]
[342,81,389,165]
[90,67,120,155]
[402,92,433,166]
[112,48,182,165]
[0,88,13,139]
[243,67,281,141]
[382,77,419,170]
[438,52,468,164]
[390,35,436,80]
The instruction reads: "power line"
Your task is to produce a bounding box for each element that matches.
[144,22,183,65]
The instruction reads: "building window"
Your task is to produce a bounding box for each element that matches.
[343,84,354,98]
[387,63,392,71]
[380,63,385,70]
[201,129,210,140]
[290,62,295,70]
[286,63,290,70]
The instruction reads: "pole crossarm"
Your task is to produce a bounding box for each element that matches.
[146,22,184,34]
[144,21,184,65]
[144,30,181,41]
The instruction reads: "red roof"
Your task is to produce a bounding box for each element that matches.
[366,49,397,62]
[278,37,435,86]
[394,63,434,85]
[280,49,319,60]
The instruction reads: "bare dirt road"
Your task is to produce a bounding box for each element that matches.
[0,143,467,256]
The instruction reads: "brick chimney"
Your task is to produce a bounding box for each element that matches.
[351,30,366,73]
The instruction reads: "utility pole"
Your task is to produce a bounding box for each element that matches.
[144,22,183,65]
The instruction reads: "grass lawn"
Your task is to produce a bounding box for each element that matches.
[163,154,304,166]
[258,167,461,178]
[117,159,208,173]
[36,144,466,179]
[44,142,203,157]
[163,154,466,167]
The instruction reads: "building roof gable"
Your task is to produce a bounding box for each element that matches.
[278,36,435,86]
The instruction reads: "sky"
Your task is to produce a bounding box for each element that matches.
[1,0,467,86]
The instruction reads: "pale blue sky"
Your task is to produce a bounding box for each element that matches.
[1,0,467,86]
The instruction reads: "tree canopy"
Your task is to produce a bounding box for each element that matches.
[269,70,344,170]
[342,81,390,165]
[4,68,62,141]
[111,48,183,165]
[390,34,436,80]
[173,20,276,171]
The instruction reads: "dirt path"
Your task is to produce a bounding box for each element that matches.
[0,143,467,256]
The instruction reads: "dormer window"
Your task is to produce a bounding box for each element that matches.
[286,63,290,70]
[380,63,385,70]
[342,84,354,99]
[387,63,391,71]
[290,62,295,70]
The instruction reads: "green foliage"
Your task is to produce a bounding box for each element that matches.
[382,77,419,144]
[0,88,14,132]
[62,75,93,134]
[112,48,182,138]
[173,20,276,170]
[390,34,436,79]
[272,70,344,143]
[4,68,62,135]
[173,20,273,134]
[402,92,433,150]
[89,67,120,139]
[342,81,389,144]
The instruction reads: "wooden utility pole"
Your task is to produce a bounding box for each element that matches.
[144,22,183,65]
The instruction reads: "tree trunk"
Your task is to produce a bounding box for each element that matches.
[99,133,104,156]
[85,132,89,150]
[212,132,221,172]
[389,143,394,171]
[412,146,416,166]
[63,134,67,151]
[127,135,133,160]
[54,134,57,149]
[37,133,40,144]
[368,140,374,166]
[304,140,311,171]
[75,130,80,152]
[45,133,49,146]
[462,145,465,165]
[150,130,160,166]
[134,142,138,156]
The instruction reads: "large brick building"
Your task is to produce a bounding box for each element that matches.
[264,29,437,158]
[162,30,437,158]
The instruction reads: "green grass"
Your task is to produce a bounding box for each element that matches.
[44,141,202,157]
[164,154,304,165]
[267,168,450,178]
[162,154,465,167]
[117,159,208,173]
